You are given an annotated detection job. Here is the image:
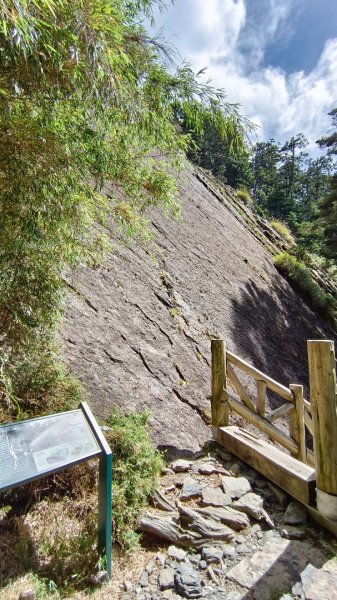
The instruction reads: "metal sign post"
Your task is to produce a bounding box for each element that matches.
[0,402,113,579]
[80,402,112,577]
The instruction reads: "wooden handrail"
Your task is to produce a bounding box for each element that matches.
[304,411,314,435]
[266,403,294,422]
[224,390,298,454]
[289,384,306,463]
[303,398,312,414]
[211,341,313,470]
[227,363,256,412]
[226,351,293,402]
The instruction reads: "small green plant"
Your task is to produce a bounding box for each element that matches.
[270,220,296,245]
[236,187,252,204]
[274,252,337,327]
[105,409,164,550]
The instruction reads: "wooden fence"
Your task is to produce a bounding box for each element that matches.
[211,339,337,522]
[211,339,314,465]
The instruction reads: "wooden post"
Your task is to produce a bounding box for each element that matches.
[308,340,337,520]
[256,380,266,417]
[289,384,306,463]
[211,339,228,426]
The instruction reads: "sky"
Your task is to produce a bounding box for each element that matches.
[149,0,337,154]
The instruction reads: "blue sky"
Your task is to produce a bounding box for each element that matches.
[149,0,337,152]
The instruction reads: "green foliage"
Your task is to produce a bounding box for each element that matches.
[181,107,254,189]
[0,340,83,423]
[316,108,337,155]
[236,187,252,205]
[318,174,337,261]
[270,220,295,246]
[274,252,337,327]
[315,109,337,262]
[250,126,335,262]
[105,409,164,550]
[0,0,250,419]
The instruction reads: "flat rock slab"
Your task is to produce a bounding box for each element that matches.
[227,538,327,600]
[196,505,250,530]
[221,476,251,499]
[197,462,222,475]
[200,487,231,507]
[175,564,203,599]
[168,545,187,561]
[180,477,203,501]
[62,164,333,454]
[284,501,307,525]
[158,567,175,590]
[171,460,193,473]
[232,492,263,520]
[300,560,337,600]
[281,526,305,540]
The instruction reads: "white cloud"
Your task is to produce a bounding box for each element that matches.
[153,0,337,153]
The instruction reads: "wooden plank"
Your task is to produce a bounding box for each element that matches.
[227,363,256,413]
[267,403,294,422]
[225,390,298,454]
[211,340,228,426]
[226,351,293,402]
[303,398,312,414]
[214,425,316,505]
[289,384,306,463]
[256,380,266,417]
[304,410,314,436]
[306,449,315,467]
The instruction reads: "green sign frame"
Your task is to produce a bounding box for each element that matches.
[0,401,112,578]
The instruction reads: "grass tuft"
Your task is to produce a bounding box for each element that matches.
[270,220,295,246]
[236,187,252,205]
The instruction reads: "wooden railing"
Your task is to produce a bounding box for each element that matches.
[211,340,314,466]
[211,339,337,522]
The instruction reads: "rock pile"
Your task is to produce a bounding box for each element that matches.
[117,441,337,600]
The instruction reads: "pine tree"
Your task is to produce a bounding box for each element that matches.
[316,109,337,261]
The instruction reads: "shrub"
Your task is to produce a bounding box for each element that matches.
[270,220,295,246]
[0,340,83,423]
[1,410,164,592]
[236,187,252,204]
[274,252,337,327]
[105,409,164,550]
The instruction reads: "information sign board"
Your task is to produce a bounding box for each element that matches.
[0,410,101,492]
[0,403,112,578]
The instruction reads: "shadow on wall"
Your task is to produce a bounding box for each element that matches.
[228,278,333,396]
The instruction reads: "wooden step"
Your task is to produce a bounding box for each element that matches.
[214,425,316,505]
